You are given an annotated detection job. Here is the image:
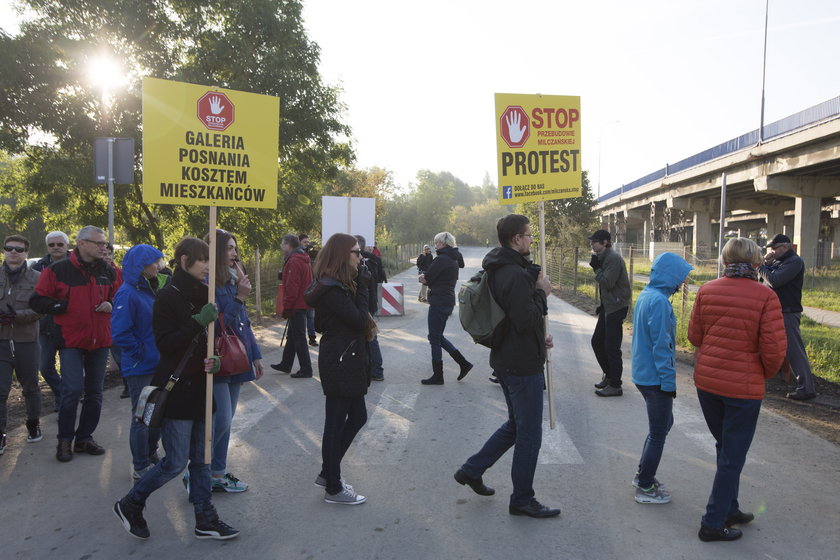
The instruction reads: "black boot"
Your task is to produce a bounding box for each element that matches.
[194,503,240,540]
[449,350,474,381]
[421,361,445,385]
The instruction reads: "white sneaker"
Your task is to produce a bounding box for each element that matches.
[324,485,366,505]
[632,473,667,492]
[314,474,353,492]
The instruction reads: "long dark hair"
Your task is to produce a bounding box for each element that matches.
[313,233,358,294]
[205,229,237,286]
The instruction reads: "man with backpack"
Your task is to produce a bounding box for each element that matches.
[453,214,559,518]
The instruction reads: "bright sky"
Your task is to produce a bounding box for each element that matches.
[3,1,840,197]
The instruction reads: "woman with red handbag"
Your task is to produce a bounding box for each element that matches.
[205,229,263,493]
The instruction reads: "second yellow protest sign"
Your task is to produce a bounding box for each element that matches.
[142,77,280,209]
[495,93,581,204]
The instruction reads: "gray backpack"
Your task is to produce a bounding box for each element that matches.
[458,269,507,347]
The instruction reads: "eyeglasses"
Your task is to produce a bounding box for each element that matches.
[3,246,26,253]
[350,249,361,256]
[520,233,534,239]
[80,239,108,248]
[48,242,65,248]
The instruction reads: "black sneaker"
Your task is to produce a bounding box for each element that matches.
[114,498,150,539]
[74,439,106,455]
[195,518,240,540]
[698,525,743,542]
[308,336,319,347]
[56,439,73,462]
[594,375,609,389]
[26,419,43,443]
[290,371,313,378]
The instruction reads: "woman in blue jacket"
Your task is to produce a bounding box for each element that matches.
[208,229,263,492]
[111,244,167,480]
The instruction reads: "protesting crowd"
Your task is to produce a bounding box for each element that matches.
[0,217,815,544]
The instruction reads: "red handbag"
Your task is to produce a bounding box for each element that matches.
[214,312,251,376]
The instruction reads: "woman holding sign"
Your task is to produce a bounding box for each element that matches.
[114,236,239,541]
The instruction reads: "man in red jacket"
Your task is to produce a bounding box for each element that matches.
[30,225,118,462]
[270,234,313,378]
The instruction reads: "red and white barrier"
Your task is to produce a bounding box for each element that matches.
[376,283,404,316]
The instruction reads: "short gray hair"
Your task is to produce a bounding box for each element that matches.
[77,225,105,241]
[45,231,69,245]
[434,231,456,248]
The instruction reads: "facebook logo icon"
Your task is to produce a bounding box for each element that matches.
[502,186,513,199]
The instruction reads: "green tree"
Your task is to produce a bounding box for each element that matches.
[519,170,598,247]
[0,0,351,251]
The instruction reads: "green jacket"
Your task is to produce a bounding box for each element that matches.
[595,247,631,314]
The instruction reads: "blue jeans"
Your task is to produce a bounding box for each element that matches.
[128,418,212,513]
[369,336,383,378]
[427,304,457,362]
[635,384,674,488]
[39,333,62,405]
[697,389,761,529]
[321,396,368,495]
[57,347,109,442]
[211,381,242,476]
[306,308,316,338]
[461,372,544,507]
[125,374,160,471]
[279,309,312,374]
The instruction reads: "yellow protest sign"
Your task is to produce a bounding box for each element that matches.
[495,93,581,204]
[142,77,280,208]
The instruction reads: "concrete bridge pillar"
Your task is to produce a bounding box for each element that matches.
[794,196,821,266]
[766,211,786,240]
[692,211,711,258]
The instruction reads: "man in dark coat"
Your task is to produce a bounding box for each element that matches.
[271,234,313,378]
[758,234,816,400]
[454,214,560,519]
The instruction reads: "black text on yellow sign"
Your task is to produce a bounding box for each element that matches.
[142,77,280,209]
[495,93,582,204]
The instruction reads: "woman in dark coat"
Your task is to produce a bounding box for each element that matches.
[114,237,239,541]
[419,231,472,385]
[304,233,372,505]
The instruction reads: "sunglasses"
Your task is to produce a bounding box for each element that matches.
[48,242,65,248]
[4,246,27,253]
[350,249,361,255]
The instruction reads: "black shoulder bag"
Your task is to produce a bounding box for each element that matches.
[133,338,199,428]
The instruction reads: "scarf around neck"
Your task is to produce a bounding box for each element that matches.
[723,262,758,280]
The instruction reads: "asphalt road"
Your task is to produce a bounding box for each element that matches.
[1,246,838,559]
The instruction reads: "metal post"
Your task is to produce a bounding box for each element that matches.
[628,246,635,314]
[759,0,769,144]
[107,137,115,245]
[573,247,579,292]
[717,172,727,278]
[254,248,262,324]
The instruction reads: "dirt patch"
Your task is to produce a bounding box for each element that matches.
[552,287,840,446]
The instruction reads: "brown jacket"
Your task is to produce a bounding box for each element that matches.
[0,263,42,342]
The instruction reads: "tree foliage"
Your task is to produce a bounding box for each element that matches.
[0,0,351,253]
[519,170,598,248]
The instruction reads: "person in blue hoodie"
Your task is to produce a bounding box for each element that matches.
[630,251,692,505]
[111,244,167,480]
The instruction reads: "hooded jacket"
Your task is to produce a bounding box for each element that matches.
[29,249,117,350]
[111,244,166,377]
[594,246,632,314]
[689,272,786,400]
[304,274,371,398]
[631,252,693,391]
[483,246,548,376]
[416,251,433,273]
[282,249,313,313]
[423,245,464,307]
[213,267,262,384]
[0,262,41,342]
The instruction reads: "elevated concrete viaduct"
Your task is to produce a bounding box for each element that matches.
[595,98,840,266]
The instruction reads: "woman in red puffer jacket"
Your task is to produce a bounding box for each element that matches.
[688,237,786,543]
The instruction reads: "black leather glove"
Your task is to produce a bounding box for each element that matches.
[589,254,600,270]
